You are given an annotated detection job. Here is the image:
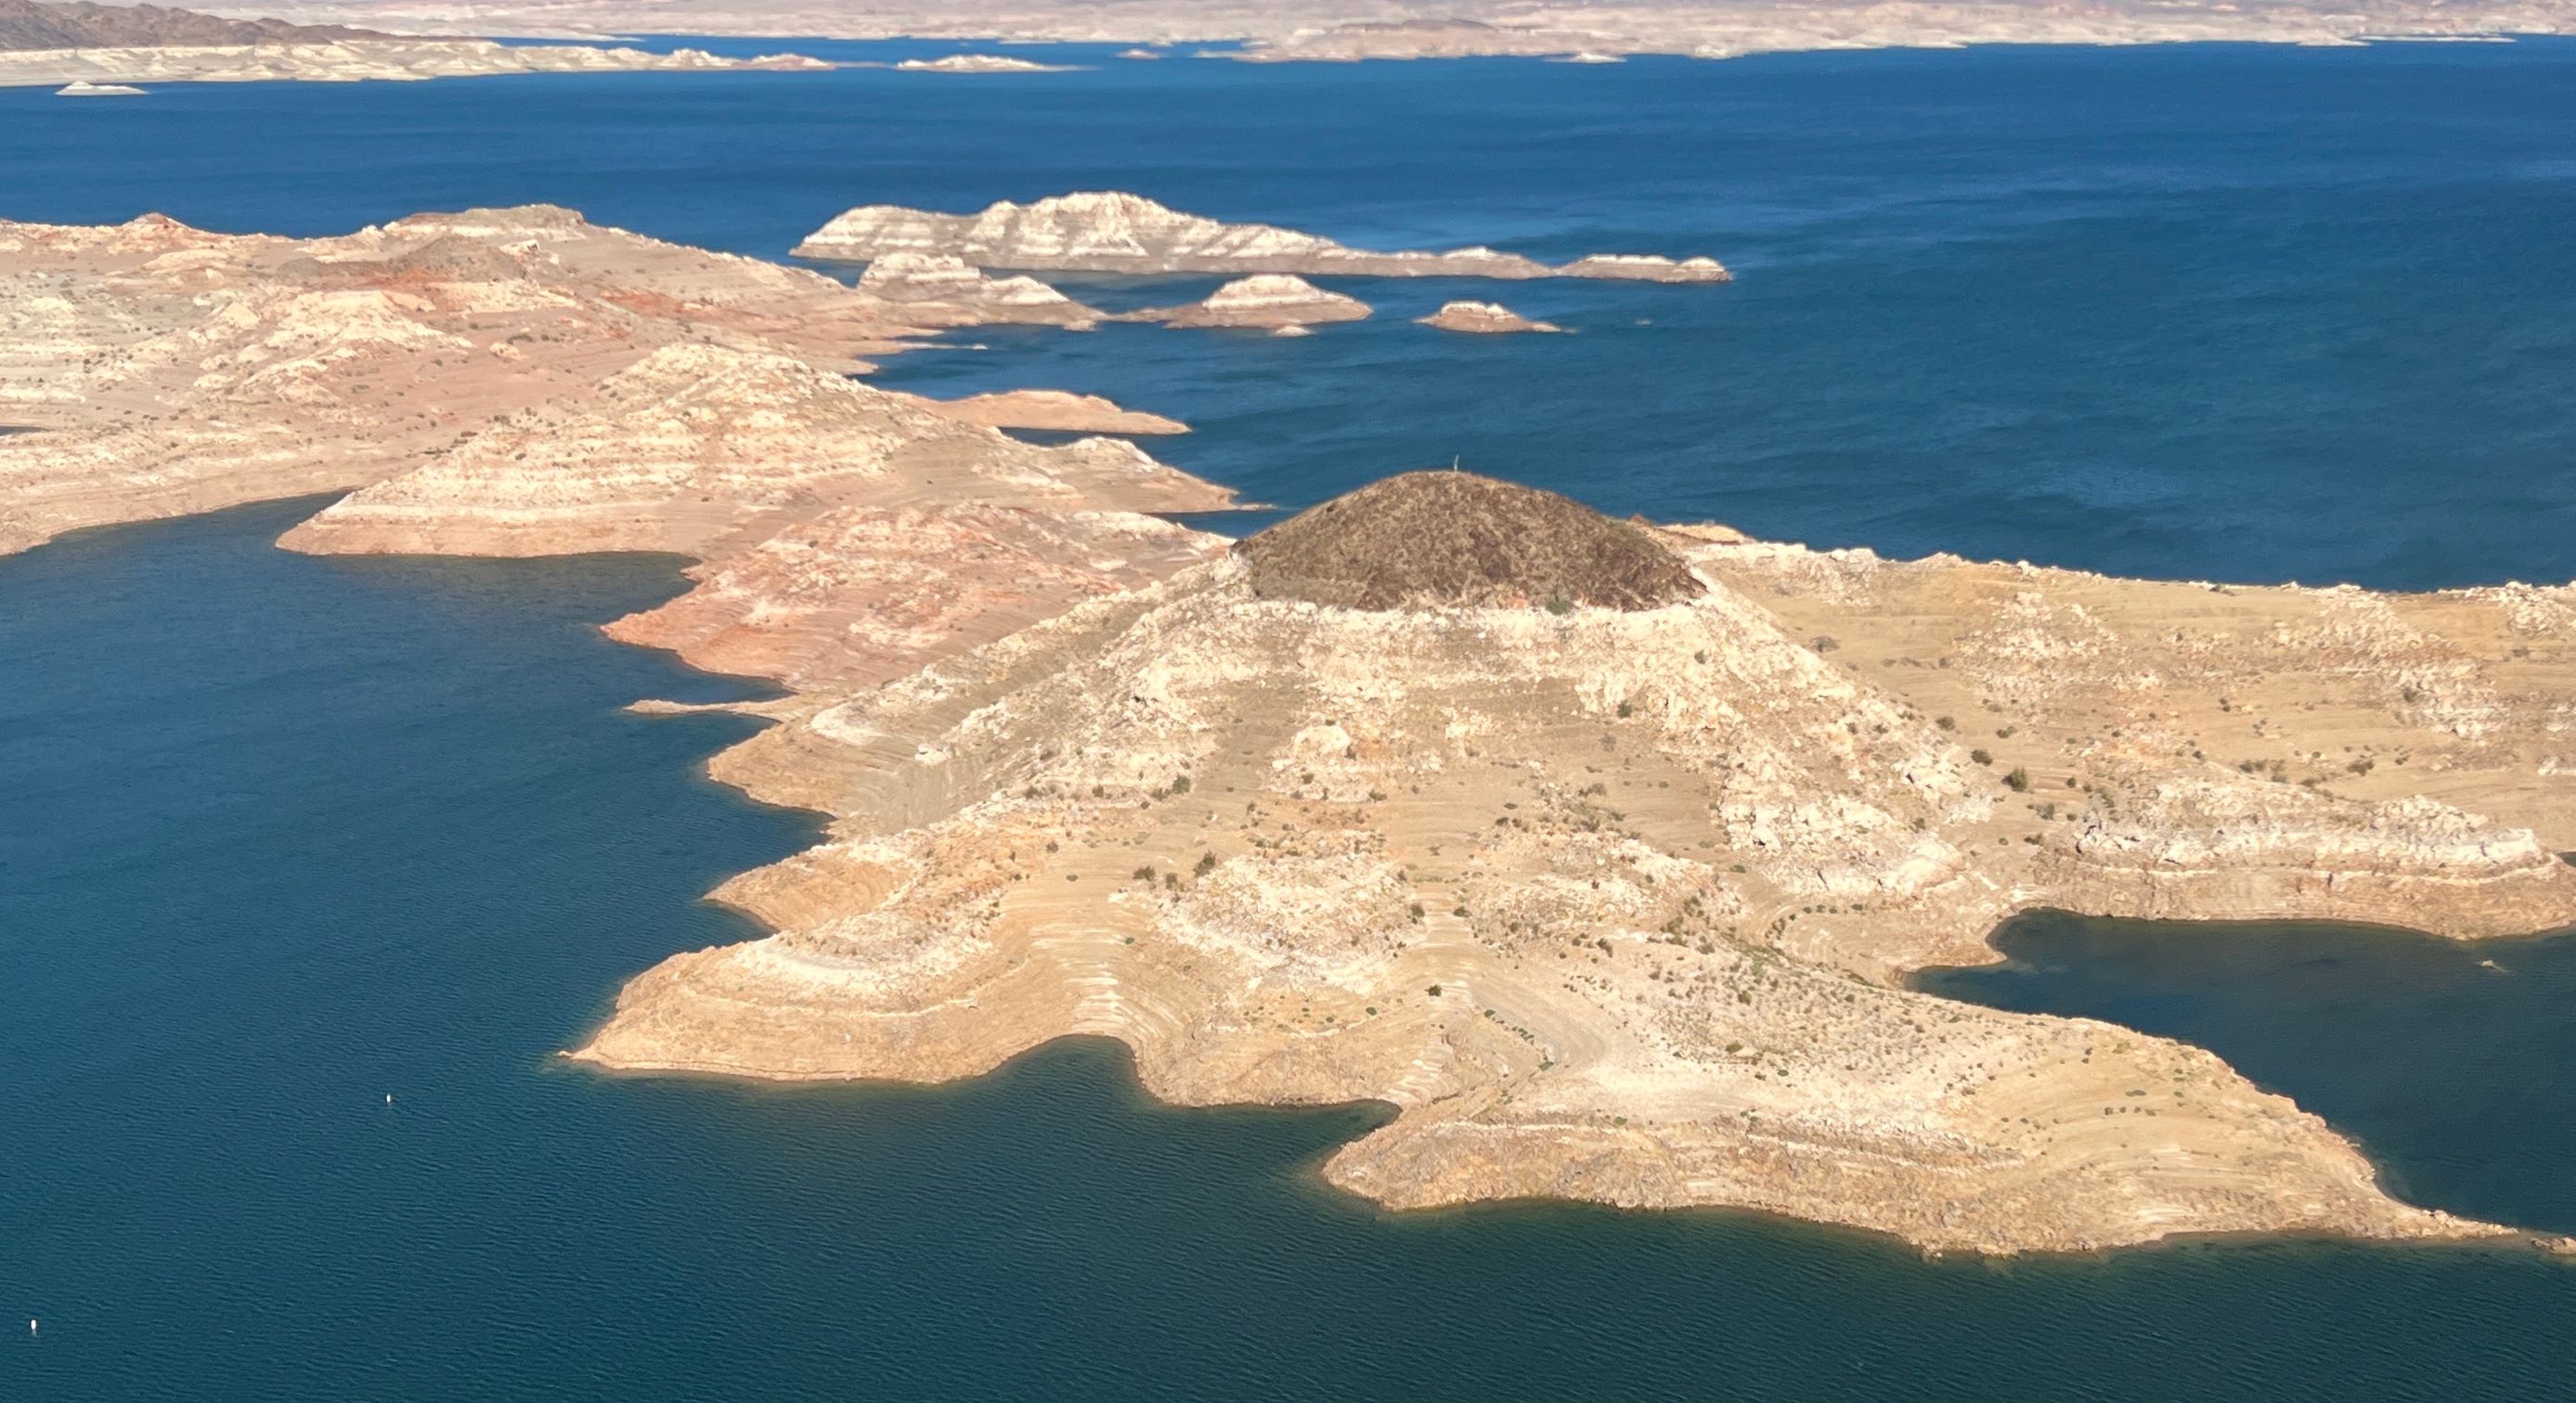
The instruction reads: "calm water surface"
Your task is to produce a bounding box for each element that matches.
[1921,911,2576,1239]
[6,501,2575,1402]
[6,38,2576,1400]
[1,39,2573,585]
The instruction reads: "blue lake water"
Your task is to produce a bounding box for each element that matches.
[6,38,2576,1400]
[9,38,2576,586]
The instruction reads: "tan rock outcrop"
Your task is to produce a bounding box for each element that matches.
[605,501,1223,690]
[0,205,1192,556]
[920,388,1187,435]
[894,52,1080,71]
[1555,253,1731,283]
[1417,299,1560,333]
[274,343,1218,556]
[1118,274,1370,329]
[569,472,2576,1254]
[851,252,1100,327]
[15,205,2573,1255]
[796,190,1728,282]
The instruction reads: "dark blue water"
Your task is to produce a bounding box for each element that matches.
[1921,912,2576,1240]
[6,500,2576,1403]
[7,39,2576,586]
[8,39,2576,1400]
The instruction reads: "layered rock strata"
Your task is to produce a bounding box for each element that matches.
[894,52,1079,71]
[0,206,1206,556]
[1417,299,1560,333]
[796,191,1729,282]
[850,252,1101,328]
[12,209,2574,1257]
[1117,274,1371,329]
[920,389,1187,435]
[566,472,2576,1254]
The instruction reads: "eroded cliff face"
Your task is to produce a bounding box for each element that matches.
[917,389,1187,435]
[0,206,1220,557]
[1691,539,2576,956]
[273,343,1214,556]
[604,502,1222,692]
[852,253,1102,328]
[796,190,1730,281]
[570,474,2576,1254]
[13,210,2575,1256]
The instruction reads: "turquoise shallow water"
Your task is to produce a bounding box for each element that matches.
[6,38,2576,1400]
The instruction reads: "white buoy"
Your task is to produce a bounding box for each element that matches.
[384,1093,394,1106]
[28,1319,35,1337]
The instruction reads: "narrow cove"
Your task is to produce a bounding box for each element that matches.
[1918,909,2576,1238]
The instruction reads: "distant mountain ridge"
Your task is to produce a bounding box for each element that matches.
[0,0,388,49]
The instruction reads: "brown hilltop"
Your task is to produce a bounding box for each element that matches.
[1236,469,1703,611]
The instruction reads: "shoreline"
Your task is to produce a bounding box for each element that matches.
[0,37,835,88]
[11,202,2576,1259]
[563,1019,2569,1262]
[183,6,2576,64]
[564,510,2576,1254]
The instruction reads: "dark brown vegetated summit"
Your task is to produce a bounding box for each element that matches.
[1237,470,1702,612]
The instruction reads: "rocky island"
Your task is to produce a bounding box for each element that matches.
[894,52,1080,72]
[1116,274,1372,330]
[1418,300,1561,333]
[11,210,2576,1257]
[0,0,828,86]
[795,191,1730,282]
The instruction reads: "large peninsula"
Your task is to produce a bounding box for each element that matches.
[7,210,2576,1255]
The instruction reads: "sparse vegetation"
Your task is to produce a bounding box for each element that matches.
[1237,471,1702,612]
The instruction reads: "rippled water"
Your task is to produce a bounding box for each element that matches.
[7,38,2576,1400]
